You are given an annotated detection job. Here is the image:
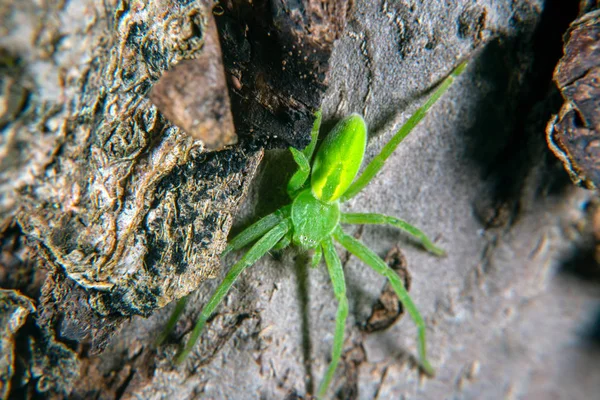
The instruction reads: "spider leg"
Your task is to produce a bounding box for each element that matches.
[340,212,445,256]
[333,226,435,376]
[341,61,467,202]
[175,219,291,363]
[317,237,349,399]
[287,147,310,197]
[287,110,322,197]
[303,109,322,160]
[155,296,188,346]
[158,208,291,346]
[272,231,292,252]
[311,244,323,268]
[224,205,291,256]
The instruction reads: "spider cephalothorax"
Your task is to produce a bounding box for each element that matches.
[159,61,467,398]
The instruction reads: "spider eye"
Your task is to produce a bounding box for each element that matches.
[311,114,367,202]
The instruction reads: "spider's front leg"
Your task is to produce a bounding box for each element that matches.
[156,296,189,346]
[341,61,467,202]
[287,110,322,197]
[224,205,291,256]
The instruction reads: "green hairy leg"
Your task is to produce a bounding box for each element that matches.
[333,226,435,376]
[223,205,290,256]
[341,61,467,202]
[341,212,445,256]
[175,220,290,362]
[317,238,349,399]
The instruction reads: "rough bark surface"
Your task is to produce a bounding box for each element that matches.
[1,0,342,396]
[1,0,600,399]
[0,289,34,398]
[546,5,600,189]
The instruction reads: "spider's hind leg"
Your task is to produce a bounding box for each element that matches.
[156,296,188,346]
[340,212,445,256]
[272,231,292,252]
[333,226,435,376]
[317,237,349,399]
[174,219,291,363]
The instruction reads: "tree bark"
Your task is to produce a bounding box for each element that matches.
[1,0,599,399]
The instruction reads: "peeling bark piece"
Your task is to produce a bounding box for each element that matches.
[547,8,600,189]
[11,0,346,322]
[216,0,349,149]
[37,269,122,354]
[364,246,412,333]
[0,289,35,399]
[29,325,79,395]
[1,0,346,393]
[150,13,237,152]
[15,1,263,318]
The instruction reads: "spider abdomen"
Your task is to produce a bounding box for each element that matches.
[311,114,367,203]
[291,189,340,249]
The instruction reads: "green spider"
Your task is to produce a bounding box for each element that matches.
[158,61,467,398]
